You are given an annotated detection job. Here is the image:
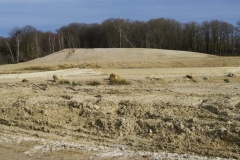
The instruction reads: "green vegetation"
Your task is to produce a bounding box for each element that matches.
[22,66,54,71]
[72,81,81,86]
[87,81,101,86]
[59,80,71,85]
[58,64,77,69]
[224,78,230,83]
[23,64,78,71]
[203,77,208,80]
[1,18,240,65]
[152,78,161,81]
[59,80,81,86]
[109,79,130,85]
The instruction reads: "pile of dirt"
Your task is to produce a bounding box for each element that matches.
[0,76,240,159]
[27,48,215,64]
[1,48,240,73]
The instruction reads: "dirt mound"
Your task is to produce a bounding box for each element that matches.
[1,77,240,159]
[27,48,215,64]
[1,49,240,73]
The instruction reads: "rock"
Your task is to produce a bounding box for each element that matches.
[216,127,227,136]
[166,122,173,128]
[24,106,32,114]
[41,110,48,115]
[22,78,29,82]
[189,117,198,123]
[183,128,191,134]
[196,137,202,142]
[220,127,227,132]
[109,73,121,80]
[174,122,184,131]
[227,72,234,77]
[186,74,193,79]
[190,126,195,132]
[227,121,232,125]
[53,74,63,82]
[179,123,185,130]
[149,129,152,133]
[148,75,163,79]
[93,105,100,110]
[148,75,155,79]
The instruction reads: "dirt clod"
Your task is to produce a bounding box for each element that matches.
[109,73,121,80]
[22,78,29,82]
[53,74,63,82]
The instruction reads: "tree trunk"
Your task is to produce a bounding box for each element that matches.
[5,40,15,63]
[16,35,21,63]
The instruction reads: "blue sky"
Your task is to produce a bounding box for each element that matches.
[0,0,240,37]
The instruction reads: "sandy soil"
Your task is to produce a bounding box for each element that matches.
[0,48,240,159]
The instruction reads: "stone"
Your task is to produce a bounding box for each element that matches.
[186,74,193,79]
[189,117,198,123]
[93,105,100,110]
[109,73,121,80]
[149,129,153,133]
[41,110,48,115]
[22,78,29,82]
[53,74,63,82]
[228,72,234,77]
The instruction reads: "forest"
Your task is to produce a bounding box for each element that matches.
[0,18,240,64]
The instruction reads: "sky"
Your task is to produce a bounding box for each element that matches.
[0,0,240,37]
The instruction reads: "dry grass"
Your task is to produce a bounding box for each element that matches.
[87,81,101,86]
[109,78,130,85]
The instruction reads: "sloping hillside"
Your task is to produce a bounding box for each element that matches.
[1,48,240,73]
[27,48,215,64]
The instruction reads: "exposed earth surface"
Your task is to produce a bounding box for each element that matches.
[0,48,240,159]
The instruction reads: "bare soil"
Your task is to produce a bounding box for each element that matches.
[0,48,240,159]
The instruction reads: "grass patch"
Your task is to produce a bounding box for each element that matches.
[109,79,130,85]
[72,81,81,86]
[59,80,81,86]
[87,81,101,86]
[152,78,161,81]
[224,78,230,83]
[59,80,71,85]
[23,64,78,71]
[23,66,55,71]
[58,64,77,69]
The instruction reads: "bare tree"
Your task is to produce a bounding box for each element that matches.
[116,23,122,48]
[9,27,22,63]
[16,35,21,63]
[56,29,64,50]
[4,39,15,63]
[21,25,40,60]
[48,32,56,53]
[235,21,240,53]
[35,31,40,58]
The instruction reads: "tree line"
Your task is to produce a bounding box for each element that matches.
[0,18,240,64]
